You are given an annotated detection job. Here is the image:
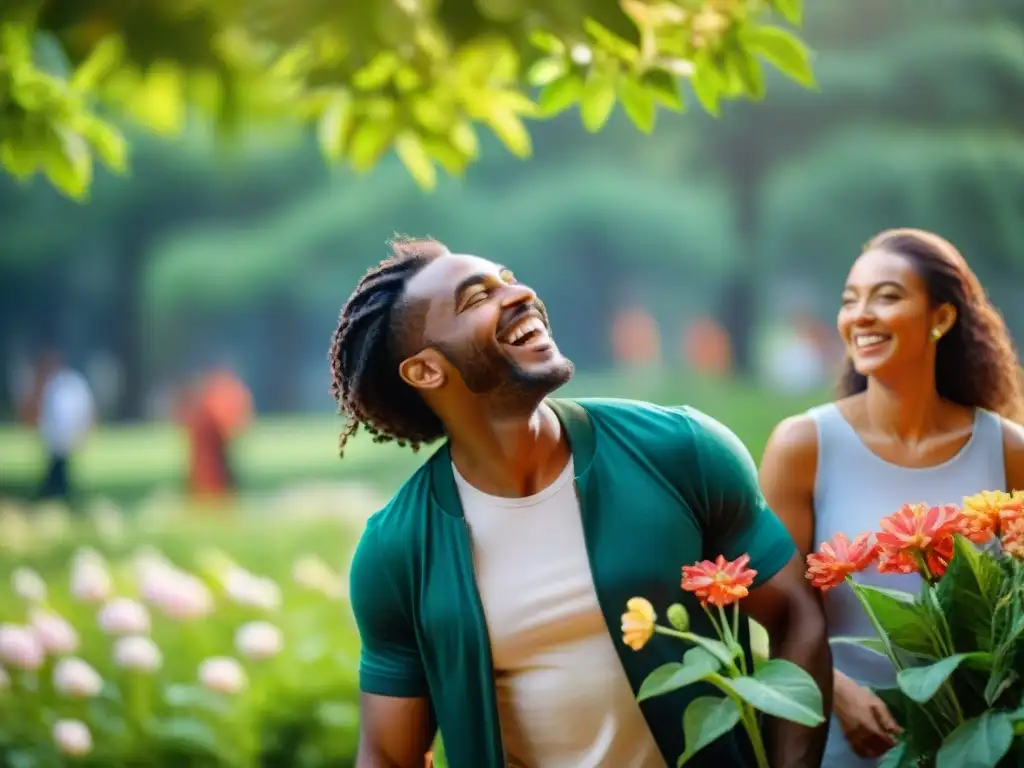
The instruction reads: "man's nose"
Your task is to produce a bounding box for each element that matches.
[501,281,537,308]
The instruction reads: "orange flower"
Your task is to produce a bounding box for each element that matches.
[621,598,657,651]
[1001,517,1024,560]
[681,554,757,608]
[806,533,878,592]
[876,503,964,579]
[962,491,1024,543]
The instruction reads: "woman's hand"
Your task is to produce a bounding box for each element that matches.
[834,672,903,758]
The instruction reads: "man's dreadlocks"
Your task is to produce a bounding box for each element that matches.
[328,237,447,457]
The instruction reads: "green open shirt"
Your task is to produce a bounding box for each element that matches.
[349,397,797,768]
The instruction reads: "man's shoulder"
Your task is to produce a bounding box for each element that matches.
[355,449,438,560]
[565,396,716,442]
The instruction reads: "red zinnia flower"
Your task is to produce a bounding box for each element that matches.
[806,533,878,592]
[1002,517,1024,560]
[876,503,965,579]
[681,554,757,608]
[961,491,1024,543]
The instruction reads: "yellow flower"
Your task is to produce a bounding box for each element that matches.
[621,598,656,651]
[962,490,1024,543]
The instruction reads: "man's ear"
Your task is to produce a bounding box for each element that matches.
[399,349,446,390]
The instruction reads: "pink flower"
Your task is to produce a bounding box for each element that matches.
[224,568,282,611]
[29,609,79,655]
[198,657,246,694]
[53,657,103,698]
[53,719,92,756]
[98,598,151,635]
[235,621,283,660]
[113,635,162,673]
[0,624,45,671]
[70,549,112,604]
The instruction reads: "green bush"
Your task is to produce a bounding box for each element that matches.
[0,499,364,767]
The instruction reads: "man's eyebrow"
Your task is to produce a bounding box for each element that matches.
[452,266,508,303]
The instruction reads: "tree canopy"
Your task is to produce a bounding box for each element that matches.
[1,0,813,199]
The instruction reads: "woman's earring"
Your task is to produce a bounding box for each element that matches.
[931,327,943,341]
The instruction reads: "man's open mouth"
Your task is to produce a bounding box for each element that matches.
[498,314,548,347]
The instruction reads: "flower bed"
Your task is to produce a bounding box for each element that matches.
[0,498,365,766]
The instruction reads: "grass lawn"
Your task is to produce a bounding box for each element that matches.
[0,371,828,502]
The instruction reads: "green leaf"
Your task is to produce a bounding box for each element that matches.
[746,25,815,87]
[44,126,92,200]
[637,647,720,702]
[936,711,1015,768]
[877,742,915,768]
[347,118,395,173]
[580,72,617,132]
[897,653,988,703]
[484,107,531,158]
[618,76,656,134]
[640,68,684,112]
[449,120,479,158]
[678,696,741,766]
[937,535,1004,653]
[689,52,721,116]
[420,136,469,175]
[529,29,564,55]
[729,50,765,100]
[394,131,436,191]
[352,52,401,91]
[527,57,567,87]
[538,73,583,116]
[582,18,639,63]
[771,0,804,26]
[69,34,124,92]
[852,584,938,657]
[317,91,354,161]
[721,658,825,727]
[77,117,127,174]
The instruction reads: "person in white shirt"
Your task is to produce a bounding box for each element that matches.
[32,351,95,502]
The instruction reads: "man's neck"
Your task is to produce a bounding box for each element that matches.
[447,401,571,498]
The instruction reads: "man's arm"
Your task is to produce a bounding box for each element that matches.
[350,520,435,768]
[356,694,434,768]
[679,408,832,768]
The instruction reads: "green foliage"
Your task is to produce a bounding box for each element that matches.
[0,503,363,766]
[841,537,1024,766]
[0,0,814,199]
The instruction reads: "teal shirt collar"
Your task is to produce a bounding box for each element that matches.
[427,398,596,517]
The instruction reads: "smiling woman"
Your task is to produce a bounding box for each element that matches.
[758,227,1024,767]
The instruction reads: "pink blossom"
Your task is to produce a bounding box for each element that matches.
[0,624,45,671]
[70,549,112,604]
[53,657,103,698]
[113,635,162,673]
[53,719,92,756]
[224,568,281,611]
[235,621,283,660]
[29,609,79,655]
[98,598,151,635]
[198,656,246,694]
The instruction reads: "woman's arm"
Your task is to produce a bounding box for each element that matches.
[758,415,818,555]
[1001,417,1024,491]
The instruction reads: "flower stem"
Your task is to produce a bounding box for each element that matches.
[654,626,740,672]
[741,708,772,768]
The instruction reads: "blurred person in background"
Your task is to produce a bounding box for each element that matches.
[330,237,830,768]
[175,366,253,502]
[18,349,96,504]
[759,228,1024,766]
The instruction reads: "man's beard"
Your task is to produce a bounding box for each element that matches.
[439,339,574,410]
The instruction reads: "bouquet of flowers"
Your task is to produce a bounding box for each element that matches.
[806,491,1024,767]
[621,553,825,767]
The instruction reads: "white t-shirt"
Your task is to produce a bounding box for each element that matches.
[455,458,667,768]
[38,368,94,455]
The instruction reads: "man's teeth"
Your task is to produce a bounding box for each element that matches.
[504,317,546,344]
[855,334,888,348]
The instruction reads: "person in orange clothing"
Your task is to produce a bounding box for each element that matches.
[176,367,252,501]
